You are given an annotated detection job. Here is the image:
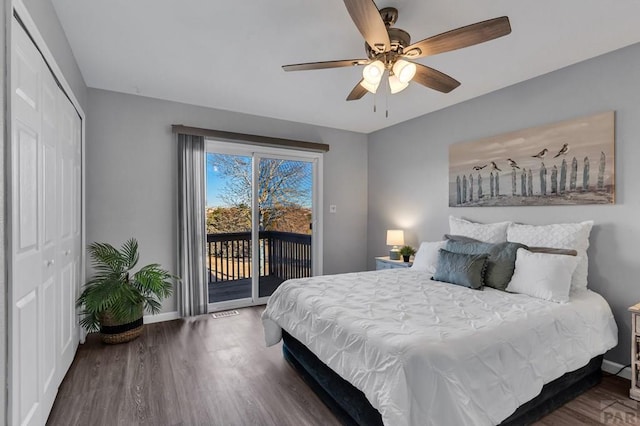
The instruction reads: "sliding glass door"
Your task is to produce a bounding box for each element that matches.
[205,152,253,304]
[205,141,321,309]
[257,157,313,298]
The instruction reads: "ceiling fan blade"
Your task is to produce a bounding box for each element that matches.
[346,79,368,101]
[343,0,390,53]
[412,63,461,93]
[403,16,511,59]
[282,59,369,72]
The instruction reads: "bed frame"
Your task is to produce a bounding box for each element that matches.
[282,331,603,426]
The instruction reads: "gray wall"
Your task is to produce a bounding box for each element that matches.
[367,42,640,365]
[1,0,6,422]
[22,0,87,110]
[86,88,368,314]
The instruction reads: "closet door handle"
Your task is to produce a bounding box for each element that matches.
[45,259,55,267]
[64,250,71,256]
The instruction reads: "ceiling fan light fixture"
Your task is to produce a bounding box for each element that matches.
[388,74,409,94]
[362,60,384,84]
[393,60,417,84]
[360,78,381,94]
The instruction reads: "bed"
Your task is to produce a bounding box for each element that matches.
[262,268,617,426]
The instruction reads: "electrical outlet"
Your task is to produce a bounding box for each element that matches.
[329,205,337,213]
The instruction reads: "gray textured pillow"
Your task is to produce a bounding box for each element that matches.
[444,234,482,243]
[445,239,527,291]
[432,249,488,290]
[446,234,577,256]
[527,247,578,256]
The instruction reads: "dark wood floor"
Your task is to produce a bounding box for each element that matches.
[48,307,636,426]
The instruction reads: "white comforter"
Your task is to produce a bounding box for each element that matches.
[262,269,618,426]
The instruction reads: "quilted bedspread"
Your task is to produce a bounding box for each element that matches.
[262,269,617,426]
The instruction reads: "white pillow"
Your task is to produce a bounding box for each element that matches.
[411,241,446,274]
[448,216,511,243]
[506,221,593,292]
[506,249,579,303]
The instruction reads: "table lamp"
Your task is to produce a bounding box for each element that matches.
[386,229,404,260]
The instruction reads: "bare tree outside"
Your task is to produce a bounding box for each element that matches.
[207,154,312,234]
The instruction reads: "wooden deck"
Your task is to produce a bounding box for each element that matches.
[208,275,284,302]
[205,230,311,303]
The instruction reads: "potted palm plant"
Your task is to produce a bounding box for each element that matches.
[399,245,416,263]
[77,238,177,344]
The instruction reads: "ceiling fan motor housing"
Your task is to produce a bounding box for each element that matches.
[366,31,411,59]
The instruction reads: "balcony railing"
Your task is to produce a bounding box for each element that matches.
[206,231,312,285]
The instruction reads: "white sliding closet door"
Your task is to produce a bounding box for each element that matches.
[39,42,61,418]
[11,19,44,426]
[10,19,82,426]
[57,82,82,376]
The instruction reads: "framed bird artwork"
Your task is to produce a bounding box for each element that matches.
[448,111,615,207]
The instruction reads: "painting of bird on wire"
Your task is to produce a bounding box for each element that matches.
[449,111,615,207]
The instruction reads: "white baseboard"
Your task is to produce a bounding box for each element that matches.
[602,358,632,380]
[144,311,180,324]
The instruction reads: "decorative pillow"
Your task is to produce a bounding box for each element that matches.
[527,247,578,256]
[449,216,511,244]
[506,248,579,303]
[445,239,527,291]
[446,234,578,257]
[506,221,593,291]
[432,249,488,290]
[444,234,483,243]
[411,241,446,274]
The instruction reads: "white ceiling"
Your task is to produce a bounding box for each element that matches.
[52,0,640,134]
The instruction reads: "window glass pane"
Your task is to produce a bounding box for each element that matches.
[206,152,253,303]
[258,158,313,298]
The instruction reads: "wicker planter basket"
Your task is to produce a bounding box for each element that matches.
[99,305,144,344]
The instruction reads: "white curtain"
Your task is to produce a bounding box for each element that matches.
[177,133,208,317]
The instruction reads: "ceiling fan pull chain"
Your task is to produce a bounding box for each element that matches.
[373,91,377,113]
[385,78,389,118]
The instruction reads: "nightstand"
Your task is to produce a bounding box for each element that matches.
[375,256,412,270]
[630,303,640,401]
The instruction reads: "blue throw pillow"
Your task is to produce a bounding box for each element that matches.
[432,249,488,290]
[444,238,527,291]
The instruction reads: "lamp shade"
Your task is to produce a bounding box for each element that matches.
[388,74,409,94]
[392,60,417,84]
[360,78,381,94]
[362,60,384,84]
[386,229,404,246]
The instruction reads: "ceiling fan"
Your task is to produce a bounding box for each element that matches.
[282,0,511,101]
